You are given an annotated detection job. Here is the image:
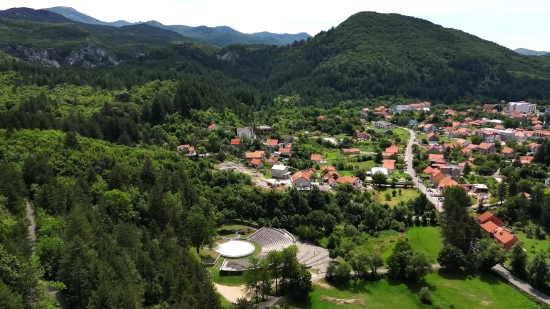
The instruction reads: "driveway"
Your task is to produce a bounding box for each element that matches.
[404,128,443,212]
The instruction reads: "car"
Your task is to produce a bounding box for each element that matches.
[438,197,444,202]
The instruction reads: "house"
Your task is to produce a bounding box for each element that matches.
[408,119,419,127]
[271,165,291,179]
[356,131,370,140]
[374,121,393,130]
[425,145,441,154]
[382,160,396,174]
[385,145,400,155]
[456,139,469,147]
[310,154,323,163]
[428,154,445,163]
[331,176,363,188]
[249,158,264,169]
[341,148,361,155]
[478,143,496,154]
[208,123,219,131]
[230,138,242,147]
[265,139,279,150]
[237,127,255,139]
[439,176,459,188]
[266,157,279,164]
[529,143,540,153]
[257,125,274,135]
[290,171,311,189]
[322,171,339,182]
[371,167,389,178]
[430,170,447,186]
[476,211,504,226]
[317,115,327,121]
[361,108,370,116]
[246,151,265,159]
[278,147,292,157]
[501,147,515,158]
[423,124,437,133]
[480,221,500,235]
[423,166,434,174]
[520,156,534,164]
[545,178,550,188]
[177,144,196,155]
[493,229,521,250]
[439,165,462,179]
[477,129,501,143]
[427,132,438,141]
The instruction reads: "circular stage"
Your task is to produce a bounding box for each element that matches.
[215,240,256,258]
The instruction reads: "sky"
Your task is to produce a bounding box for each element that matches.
[1,0,550,50]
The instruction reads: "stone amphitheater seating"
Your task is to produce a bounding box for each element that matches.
[247,227,296,259]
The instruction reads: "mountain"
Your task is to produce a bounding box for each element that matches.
[1,10,550,104]
[43,6,311,46]
[250,32,311,44]
[0,7,74,23]
[214,11,550,104]
[0,8,197,68]
[46,6,109,25]
[515,48,550,56]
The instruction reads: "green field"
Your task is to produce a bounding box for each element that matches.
[514,231,550,262]
[381,226,443,262]
[374,188,420,207]
[393,127,411,145]
[291,271,541,309]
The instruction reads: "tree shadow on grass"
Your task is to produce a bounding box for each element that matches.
[436,268,500,285]
[332,280,374,295]
[386,277,437,294]
[288,295,313,309]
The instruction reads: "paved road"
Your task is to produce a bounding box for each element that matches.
[403,128,443,212]
[492,264,550,304]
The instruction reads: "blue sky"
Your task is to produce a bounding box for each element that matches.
[2,0,549,51]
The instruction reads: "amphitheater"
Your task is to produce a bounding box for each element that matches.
[220,227,331,274]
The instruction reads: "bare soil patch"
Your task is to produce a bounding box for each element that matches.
[218,162,277,189]
[320,295,363,305]
[214,284,246,303]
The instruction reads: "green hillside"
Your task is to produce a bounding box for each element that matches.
[1,11,550,105]
[218,12,550,104]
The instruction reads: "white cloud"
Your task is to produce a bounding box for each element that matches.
[1,0,549,50]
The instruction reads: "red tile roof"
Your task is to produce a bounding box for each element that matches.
[502,147,514,154]
[481,221,499,233]
[231,138,242,145]
[310,154,322,161]
[291,171,310,182]
[246,151,264,159]
[266,139,278,146]
[250,158,261,165]
[477,211,495,223]
[493,229,518,245]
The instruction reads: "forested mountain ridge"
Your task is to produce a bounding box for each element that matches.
[1,10,550,105]
[0,15,196,67]
[44,6,311,46]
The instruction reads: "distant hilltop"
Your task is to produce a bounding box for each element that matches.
[515,48,549,56]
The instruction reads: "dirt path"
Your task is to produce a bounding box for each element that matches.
[26,201,68,309]
[214,284,246,303]
[26,201,36,243]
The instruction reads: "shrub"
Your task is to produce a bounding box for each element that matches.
[419,287,432,304]
[369,229,375,236]
[466,275,473,280]
[374,231,379,238]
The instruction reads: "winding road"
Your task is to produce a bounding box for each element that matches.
[403,128,443,212]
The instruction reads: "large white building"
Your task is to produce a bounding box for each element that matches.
[507,101,536,115]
